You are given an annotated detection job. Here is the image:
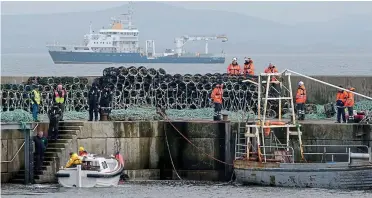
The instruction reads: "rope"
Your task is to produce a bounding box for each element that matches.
[158,111,233,166]
[164,126,182,180]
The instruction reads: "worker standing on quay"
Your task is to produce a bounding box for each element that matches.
[30,85,41,122]
[243,57,255,77]
[336,86,348,123]
[345,86,356,123]
[53,84,67,121]
[88,82,101,121]
[227,58,241,76]
[48,104,62,140]
[211,84,223,121]
[295,81,307,120]
[100,86,113,119]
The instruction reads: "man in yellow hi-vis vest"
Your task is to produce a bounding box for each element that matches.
[53,84,67,121]
[30,86,41,122]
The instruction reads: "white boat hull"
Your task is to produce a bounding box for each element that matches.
[56,155,124,188]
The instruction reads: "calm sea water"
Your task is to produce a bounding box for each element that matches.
[1,53,372,76]
[1,181,372,198]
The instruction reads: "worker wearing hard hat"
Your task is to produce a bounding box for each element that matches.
[78,146,88,156]
[264,63,279,81]
[227,58,241,76]
[65,152,82,168]
[211,84,224,121]
[243,57,254,77]
[345,86,356,123]
[295,81,307,120]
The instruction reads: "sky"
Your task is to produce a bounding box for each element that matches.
[2,1,372,25]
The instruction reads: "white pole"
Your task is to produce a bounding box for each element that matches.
[284,69,372,101]
[77,165,82,187]
[205,40,208,54]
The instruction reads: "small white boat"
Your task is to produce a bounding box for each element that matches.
[55,154,124,187]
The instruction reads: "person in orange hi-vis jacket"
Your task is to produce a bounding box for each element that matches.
[227,58,241,76]
[264,63,279,81]
[243,57,255,77]
[211,84,223,121]
[295,81,307,120]
[336,86,349,123]
[345,86,356,123]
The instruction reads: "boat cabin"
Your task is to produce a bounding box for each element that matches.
[80,157,110,172]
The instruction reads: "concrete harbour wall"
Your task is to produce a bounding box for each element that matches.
[1,120,372,183]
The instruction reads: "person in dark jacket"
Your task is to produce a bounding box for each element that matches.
[100,87,113,119]
[33,131,48,172]
[88,82,101,121]
[48,104,62,140]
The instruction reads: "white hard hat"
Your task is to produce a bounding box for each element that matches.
[232,57,237,61]
[298,81,304,86]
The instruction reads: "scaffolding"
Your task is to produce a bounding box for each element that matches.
[235,69,372,163]
[236,72,303,163]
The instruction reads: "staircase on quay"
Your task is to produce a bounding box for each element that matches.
[10,121,84,184]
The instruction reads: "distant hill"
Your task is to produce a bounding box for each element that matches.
[1,2,372,54]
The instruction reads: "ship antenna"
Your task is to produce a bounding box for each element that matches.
[127,1,133,29]
[89,21,92,34]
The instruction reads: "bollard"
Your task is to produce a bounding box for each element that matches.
[100,107,111,121]
[222,114,229,121]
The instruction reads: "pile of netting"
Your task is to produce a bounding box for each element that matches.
[1,76,90,113]
[1,66,278,120]
[1,66,371,123]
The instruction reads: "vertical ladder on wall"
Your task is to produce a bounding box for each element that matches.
[235,112,249,159]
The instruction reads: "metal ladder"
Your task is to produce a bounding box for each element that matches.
[242,72,305,162]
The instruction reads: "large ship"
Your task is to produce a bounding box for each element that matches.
[46,3,228,64]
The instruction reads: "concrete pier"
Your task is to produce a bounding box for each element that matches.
[1,120,372,183]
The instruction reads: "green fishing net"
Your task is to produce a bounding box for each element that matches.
[1,101,371,123]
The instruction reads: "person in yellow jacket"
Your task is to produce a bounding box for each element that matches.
[30,85,41,122]
[65,152,82,168]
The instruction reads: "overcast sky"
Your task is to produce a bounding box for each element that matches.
[2,1,372,25]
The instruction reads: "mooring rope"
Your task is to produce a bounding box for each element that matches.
[164,126,182,180]
[158,111,233,166]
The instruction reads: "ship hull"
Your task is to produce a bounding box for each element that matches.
[48,51,225,64]
[234,160,372,189]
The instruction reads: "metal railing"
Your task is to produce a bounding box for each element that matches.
[1,123,38,163]
[303,145,369,162]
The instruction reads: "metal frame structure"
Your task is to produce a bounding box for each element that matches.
[236,72,304,163]
[1,122,37,184]
[236,69,372,164]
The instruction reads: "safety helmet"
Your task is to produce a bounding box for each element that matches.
[244,57,249,61]
[298,81,304,86]
[232,57,237,62]
[79,146,85,151]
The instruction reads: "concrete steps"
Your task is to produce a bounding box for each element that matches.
[10,121,84,184]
